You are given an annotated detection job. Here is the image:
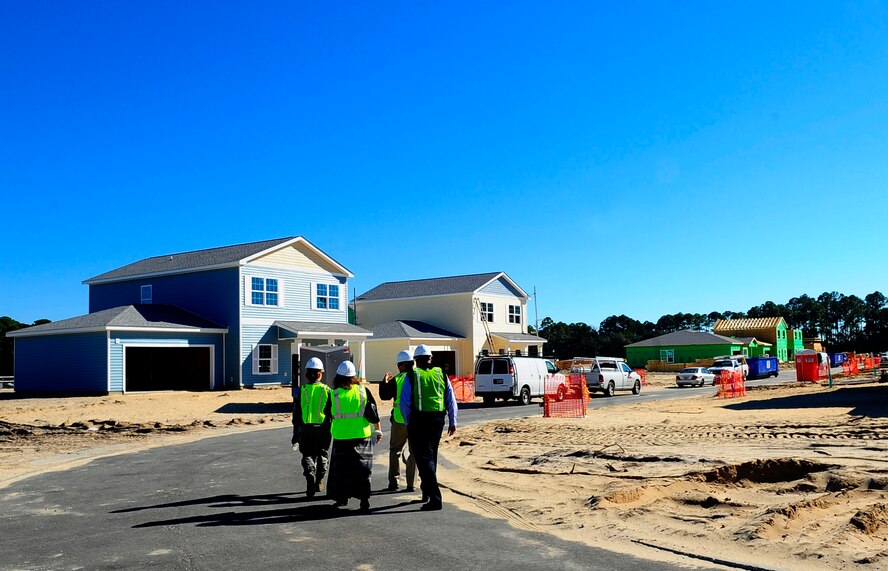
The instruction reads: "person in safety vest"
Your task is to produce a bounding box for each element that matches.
[326,360,382,512]
[379,349,417,492]
[399,344,457,511]
[291,357,333,498]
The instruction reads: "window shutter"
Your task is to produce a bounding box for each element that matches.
[244,276,254,306]
[251,344,259,374]
[277,280,285,308]
[271,345,279,375]
[310,282,317,310]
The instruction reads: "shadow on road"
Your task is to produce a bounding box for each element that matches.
[214,402,293,414]
[723,385,888,418]
[116,491,424,527]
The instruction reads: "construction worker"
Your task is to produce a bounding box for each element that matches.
[327,360,383,512]
[379,349,417,492]
[291,357,332,498]
[400,344,457,511]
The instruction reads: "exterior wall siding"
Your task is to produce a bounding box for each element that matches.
[250,244,342,273]
[14,333,108,392]
[355,295,470,336]
[478,276,524,298]
[242,265,348,324]
[88,268,240,387]
[109,331,225,392]
[240,323,292,386]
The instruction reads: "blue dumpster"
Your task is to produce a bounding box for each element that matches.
[828,353,847,367]
[747,357,778,379]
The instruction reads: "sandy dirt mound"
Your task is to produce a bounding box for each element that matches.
[439,382,888,570]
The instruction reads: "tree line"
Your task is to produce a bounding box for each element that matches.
[535,290,888,360]
[0,316,51,375]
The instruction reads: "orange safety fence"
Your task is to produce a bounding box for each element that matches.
[634,369,647,386]
[449,375,475,403]
[543,373,589,418]
[717,370,746,399]
[842,360,860,375]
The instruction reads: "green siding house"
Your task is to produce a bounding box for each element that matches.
[714,317,789,361]
[625,330,744,369]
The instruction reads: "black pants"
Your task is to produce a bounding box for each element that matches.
[407,413,445,505]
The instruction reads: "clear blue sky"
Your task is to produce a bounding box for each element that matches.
[2,1,887,327]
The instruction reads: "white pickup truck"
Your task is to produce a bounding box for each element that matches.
[708,357,749,380]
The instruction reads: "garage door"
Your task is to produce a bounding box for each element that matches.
[125,347,211,391]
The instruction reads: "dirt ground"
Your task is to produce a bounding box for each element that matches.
[3,376,888,570]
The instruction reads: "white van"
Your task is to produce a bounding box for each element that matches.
[474,356,563,405]
[581,357,643,397]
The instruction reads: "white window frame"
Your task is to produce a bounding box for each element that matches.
[480,302,494,322]
[252,344,279,375]
[244,276,285,307]
[311,281,343,311]
[140,285,153,304]
[660,349,675,364]
[508,304,521,324]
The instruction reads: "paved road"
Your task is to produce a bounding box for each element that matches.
[5,374,822,571]
[0,427,702,571]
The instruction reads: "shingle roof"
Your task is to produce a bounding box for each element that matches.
[625,329,740,348]
[491,332,547,343]
[356,272,503,301]
[368,321,463,340]
[274,321,372,337]
[84,236,351,284]
[7,305,226,337]
[713,317,786,332]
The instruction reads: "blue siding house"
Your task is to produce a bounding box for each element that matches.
[9,237,372,393]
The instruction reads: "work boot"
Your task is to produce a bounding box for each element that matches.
[385,482,399,491]
[359,498,370,512]
[420,501,442,511]
[405,485,415,493]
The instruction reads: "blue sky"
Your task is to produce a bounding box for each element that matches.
[2,1,887,328]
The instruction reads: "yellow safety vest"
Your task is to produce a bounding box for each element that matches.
[414,367,445,412]
[392,372,409,424]
[300,382,330,425]
[331,384,372,440]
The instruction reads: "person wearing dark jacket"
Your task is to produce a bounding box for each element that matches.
[379,350,417,492]
[399,344,457,511]
[292,357,333,498]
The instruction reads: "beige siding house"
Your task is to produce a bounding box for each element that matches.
[354,272,546,380]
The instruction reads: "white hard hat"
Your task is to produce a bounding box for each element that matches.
[413,344,433,357]
[396,350,413,363]
[336,360,357,377]
[305,357,324,371]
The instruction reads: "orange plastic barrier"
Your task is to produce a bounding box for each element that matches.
[634,369,647,386]
[543,373,588,418]
[717,371,746,398]
[449,375,475,403]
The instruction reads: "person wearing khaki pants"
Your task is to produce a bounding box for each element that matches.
[380,350,417,492]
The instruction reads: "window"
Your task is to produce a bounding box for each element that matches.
[621,363,632,373]
[660,349,675,364]
[252,344,278,375]
[477,360,492,374]
[508,305,521,324]
[140,285,152,304]
[480,302,494,322]
[249,277,280,306]
[314,283,340,310]
[492,359,509,374]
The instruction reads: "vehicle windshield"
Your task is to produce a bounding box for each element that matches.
[712,360,732,367]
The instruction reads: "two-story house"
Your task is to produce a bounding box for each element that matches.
[713,317,800,361]
[354,272,546,380]
[9,237,371,393]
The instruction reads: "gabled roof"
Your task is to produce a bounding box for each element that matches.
[6,305,227,338]
[713,317,786,332]
[356,272,527,302]
[368,320,463,341]
[625,329,741,348]
[734,336,774,347]
[84,236,352,284]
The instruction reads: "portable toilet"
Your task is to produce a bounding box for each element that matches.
[747,356,778,379]
[296,345,352,393]
[796,350,826,382]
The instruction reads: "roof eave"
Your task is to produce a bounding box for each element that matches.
[475,272,530,300]
[83,262,241,285]
[240,236,354,278]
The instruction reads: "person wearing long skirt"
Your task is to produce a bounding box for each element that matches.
[326,360,382,512]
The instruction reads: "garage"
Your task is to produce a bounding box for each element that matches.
[432,350,457,378]
[125,346,212,391]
